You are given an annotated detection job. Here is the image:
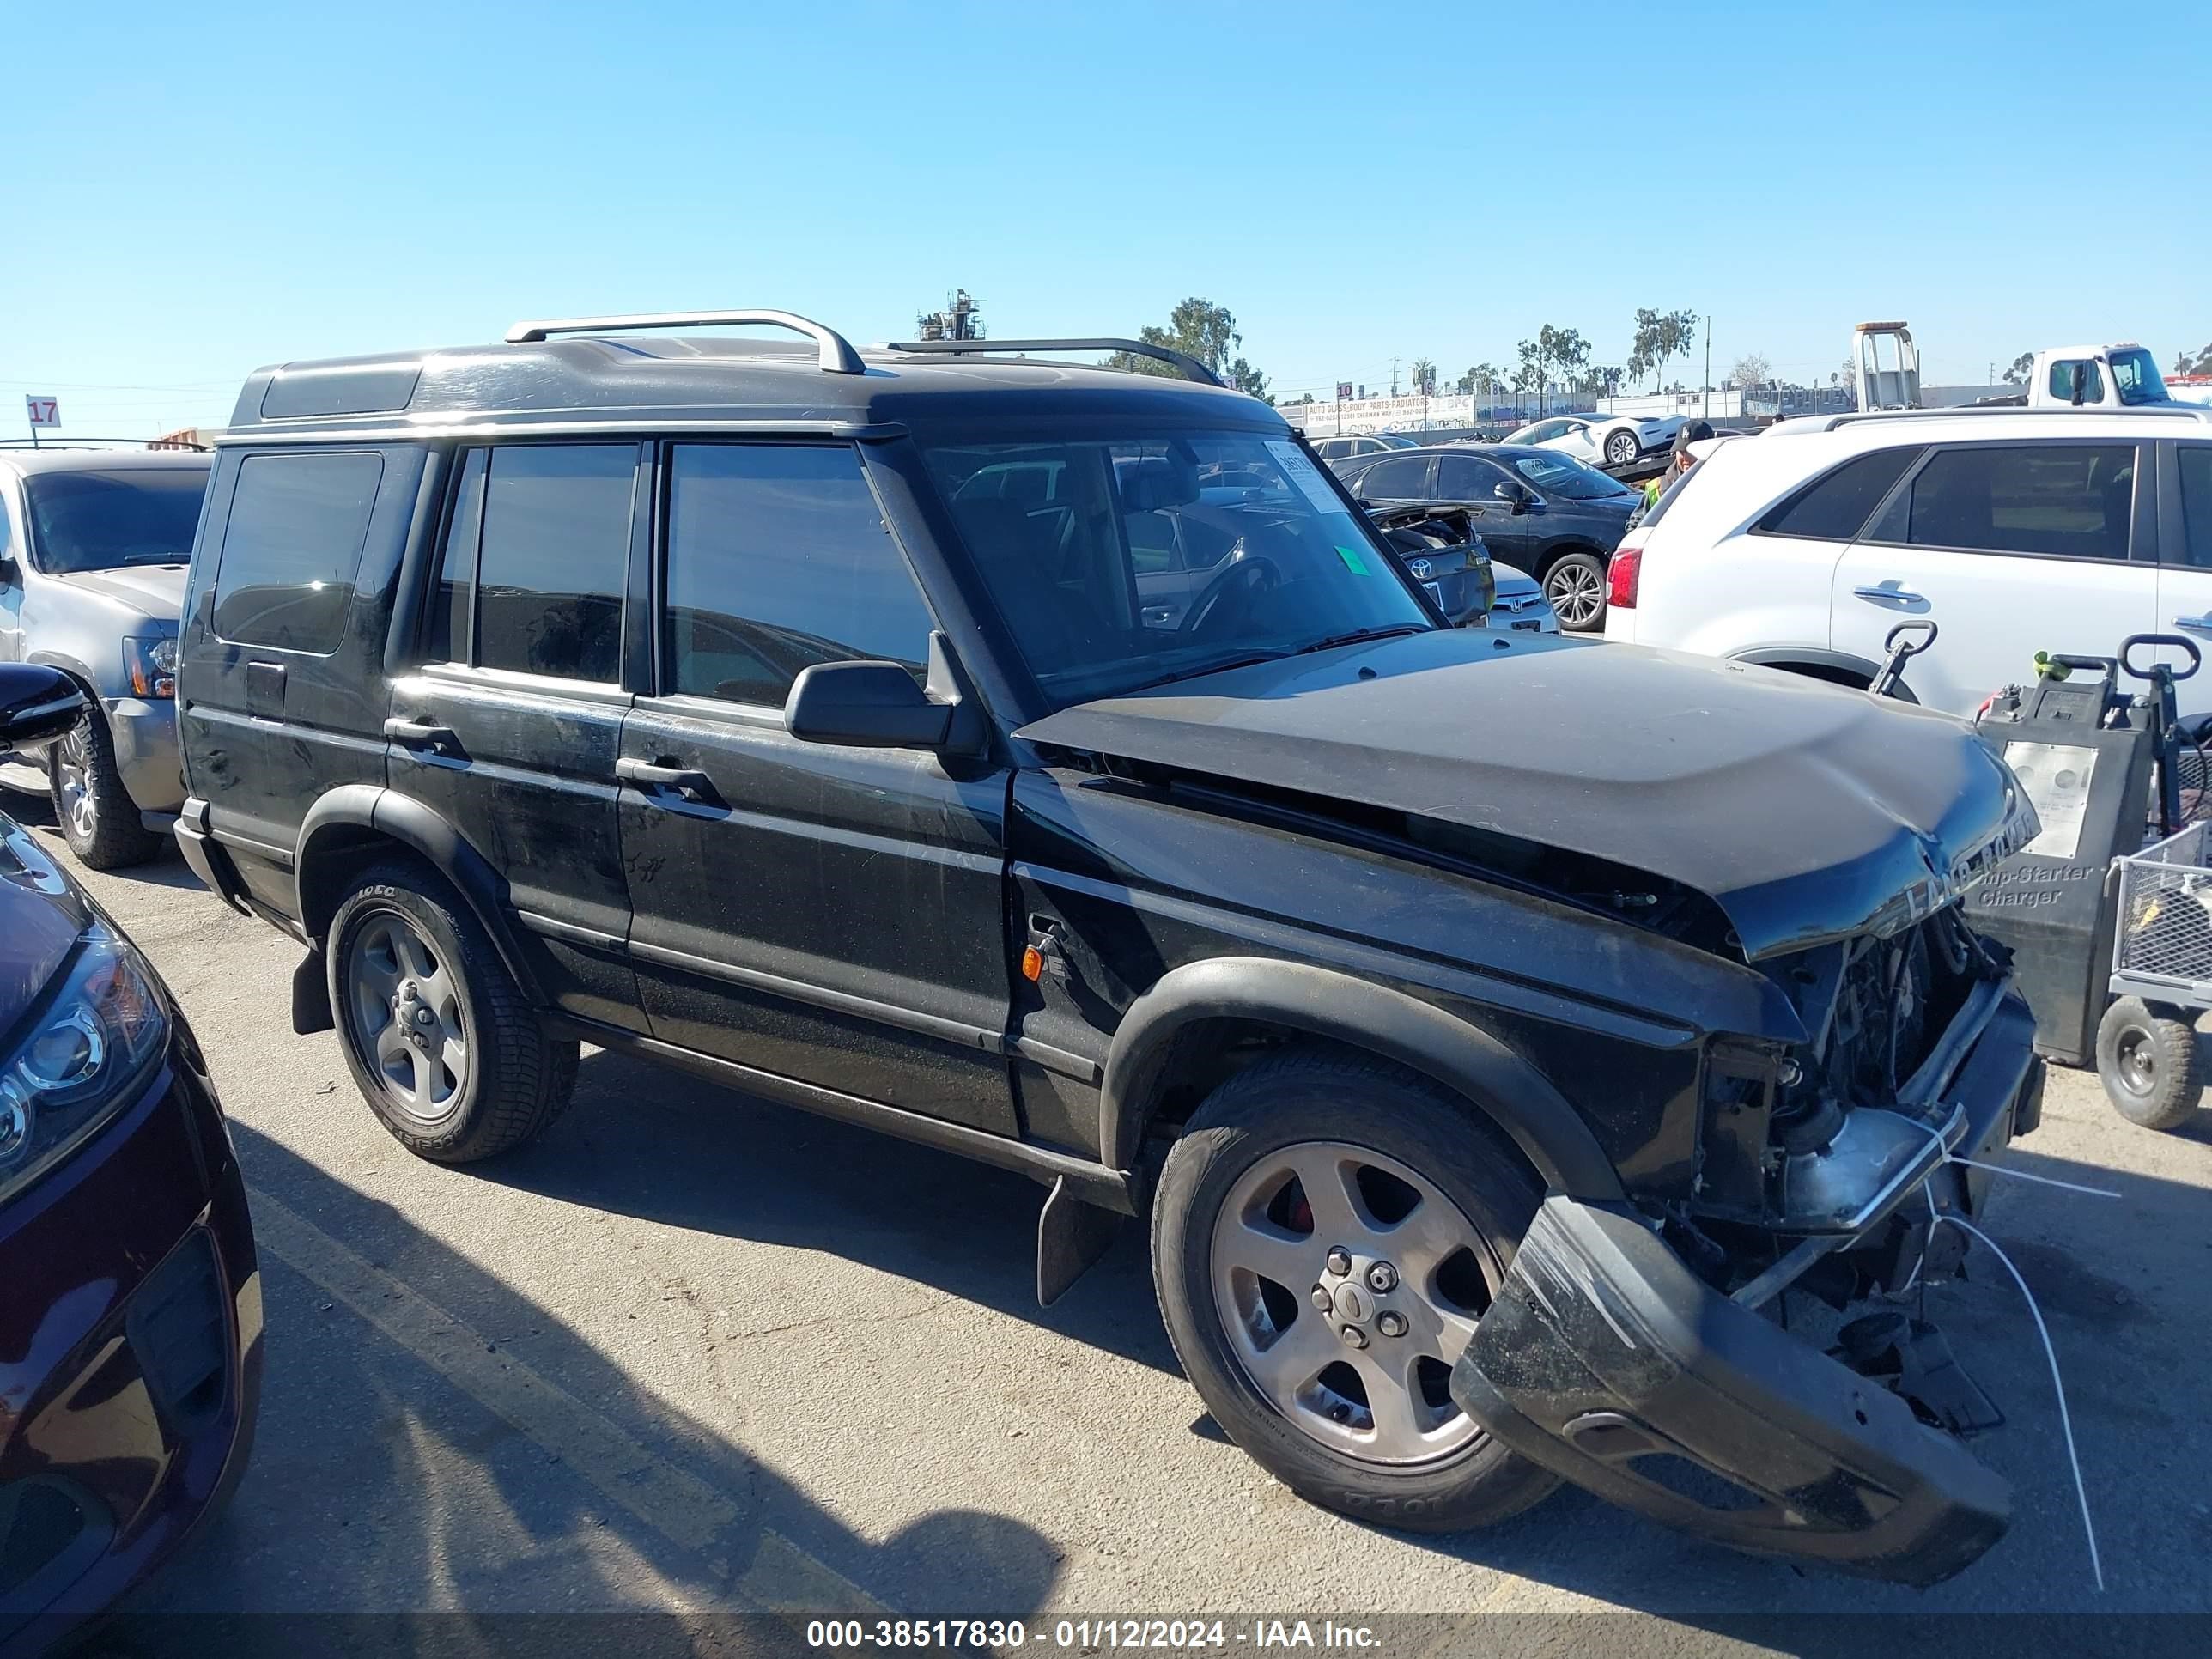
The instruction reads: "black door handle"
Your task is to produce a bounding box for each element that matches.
[615,757,715,800]
[383,716,458,751]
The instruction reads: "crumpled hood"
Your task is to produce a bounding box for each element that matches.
[1016,631,2033,961]
[51,564,186,617]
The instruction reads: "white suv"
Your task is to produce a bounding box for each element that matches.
[1605,406,2212,716]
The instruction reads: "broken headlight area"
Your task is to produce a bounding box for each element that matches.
[1692,906,2022,1248]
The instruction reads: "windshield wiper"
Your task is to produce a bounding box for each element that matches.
[1121,649,1293,693]
[1297,623,1431,656]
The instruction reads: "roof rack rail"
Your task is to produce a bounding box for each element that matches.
[502,309,865,374]
[0,437,211,451]
[882,337,1227,389]
[1819,404,2212,432]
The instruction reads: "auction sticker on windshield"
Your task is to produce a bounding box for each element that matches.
[1266,440,1350,518]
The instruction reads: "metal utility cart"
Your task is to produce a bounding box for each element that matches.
[1960,635,2209,1132]
[2104,822,2212,1128]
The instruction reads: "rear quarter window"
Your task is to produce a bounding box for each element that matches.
[211,451,384,653]
[1753,446,1923,541]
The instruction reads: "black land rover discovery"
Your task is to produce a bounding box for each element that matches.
[174,311,2044,1585]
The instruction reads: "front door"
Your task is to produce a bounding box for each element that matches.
[617,440,1017,1133]
[1830,440,2157,714]
[1433,452,1535,566]
[0,488,22,662]
[386,441,645,1030]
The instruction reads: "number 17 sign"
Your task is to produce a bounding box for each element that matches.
[25,397,60,428]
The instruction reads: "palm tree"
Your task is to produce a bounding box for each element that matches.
[1409,356,1437,397]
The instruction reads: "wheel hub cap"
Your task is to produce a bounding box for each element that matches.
[346,916,469,1124]
[1208,1140,1504,1466]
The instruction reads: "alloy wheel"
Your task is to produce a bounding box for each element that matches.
[1545,562,1605,629]
[343,911,471,1124]
[1607,433,1638,466]
[1208,1139,1504,1467]
[55,725,94,842]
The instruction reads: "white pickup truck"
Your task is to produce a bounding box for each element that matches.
[2003,343,2175,410]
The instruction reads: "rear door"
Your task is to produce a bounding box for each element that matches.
[2154,437,2212,719]
[1830,440,2156,713]
[1344,452,1433,506]
[386,441,645,1028]
[615,440,1017,1133]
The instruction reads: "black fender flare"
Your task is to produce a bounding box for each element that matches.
[1098,957,1624,1200]
[294,784,547,1004]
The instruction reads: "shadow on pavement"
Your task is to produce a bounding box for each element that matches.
[87,1121,1062,1653]
[470,1047,1180,1377]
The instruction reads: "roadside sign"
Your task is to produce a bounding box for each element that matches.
[24,396,59,428]
[1336,381,1352,402]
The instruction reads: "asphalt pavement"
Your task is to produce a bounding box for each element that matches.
[30,799,2212,1656]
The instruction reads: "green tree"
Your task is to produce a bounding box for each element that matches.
[1111,297,1272,402]
[2002,350,2035,385]
[1629,308,1698,393]
[1409,356,1437,396]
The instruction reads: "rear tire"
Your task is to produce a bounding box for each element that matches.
[48,709,165,870]
[1604,429,1639,467]
[1540,550,1608,631]
[2096,997,2203,1131]
[1151,1049,1559,1533]
[328,861,579,1162]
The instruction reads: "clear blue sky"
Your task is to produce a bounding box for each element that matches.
[6,0,2208,436]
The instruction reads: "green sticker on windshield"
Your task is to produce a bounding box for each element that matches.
[1334,545,1370,575]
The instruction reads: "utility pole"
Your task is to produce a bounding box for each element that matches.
[1390,357,1399,397]
[1702,316,1711,422]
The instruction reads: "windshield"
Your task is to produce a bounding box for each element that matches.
[1511,453,1632,500]
[925,429,1434,708]
[2109,348,2172,407]
[24,467,209,574]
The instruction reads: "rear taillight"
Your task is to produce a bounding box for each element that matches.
[1607,544,1643,609]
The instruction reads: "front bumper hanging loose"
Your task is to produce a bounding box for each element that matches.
[1450,991,2043,1587]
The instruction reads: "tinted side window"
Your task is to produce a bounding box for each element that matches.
[1354,455,1429,499]
[2177,446,2212,568]
[1754,446,1922,540]
[1887,444,2134,561]
[212,451,383,653]
[423,448,486,664]
[663,444,937,706]
[474,446,635,681]
[1436,454,1505,500]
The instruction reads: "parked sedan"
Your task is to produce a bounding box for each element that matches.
[1339,445,1640,630]
[1503,412,1684,470]
[0,666,259,1653]
[1310,432,1418,465]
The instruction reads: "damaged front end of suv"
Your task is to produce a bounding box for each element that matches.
[1451,797,2045,1588]
[1024,635,2045,1586]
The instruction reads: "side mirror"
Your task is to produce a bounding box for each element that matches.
[1492,480,1531,514]
[783,635,983,754]
[0,664,86,753]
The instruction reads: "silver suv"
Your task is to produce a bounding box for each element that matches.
[0,449,210,866]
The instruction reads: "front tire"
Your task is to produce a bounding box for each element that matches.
[49,710,165,870]
[329,861,579,1162]
[1604,429,1639,467]
[2097,997,2203,1130]
[1541,550,1608,631]
[1151,1050,1559,1533]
